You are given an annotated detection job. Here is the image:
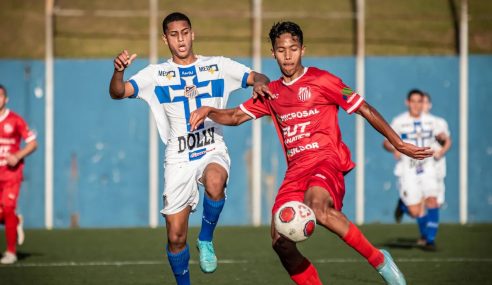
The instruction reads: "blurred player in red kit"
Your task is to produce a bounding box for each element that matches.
[0,84,37,264]
[190,22,434,284]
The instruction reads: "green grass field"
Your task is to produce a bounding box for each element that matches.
[1,224,491,284]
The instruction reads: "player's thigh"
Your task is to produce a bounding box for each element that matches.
[304,186,350,236]
[201,163,228,194]
[0,180,21,209]
[199,152,230,197]
[162,163,200,216]
[304,186,334,211]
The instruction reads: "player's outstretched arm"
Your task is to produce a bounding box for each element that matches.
[189,106,252,131]
[109,50,137,99]
[246,71,275,99]
[356,101,434,160]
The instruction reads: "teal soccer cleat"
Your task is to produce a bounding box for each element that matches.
[196,240,218,273]
[377,249,407,285]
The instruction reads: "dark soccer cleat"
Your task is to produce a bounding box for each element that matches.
[421,241,437,252]
[394,199,404,224]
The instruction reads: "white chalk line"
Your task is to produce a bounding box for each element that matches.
[2,257,491,268]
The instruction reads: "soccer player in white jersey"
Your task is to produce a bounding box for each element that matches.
[109,12,270,284]
[384,89,451,251]
[423,92,451,208]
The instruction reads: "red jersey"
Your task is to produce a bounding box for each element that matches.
[240,67,364,173]
[0,109,36,181]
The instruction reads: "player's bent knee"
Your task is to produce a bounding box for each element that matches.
[426,197,439,208]
[407,208,421,218]
[203,175,227,199]
[167,230,187,247]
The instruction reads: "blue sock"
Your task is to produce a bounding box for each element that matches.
[417,215,428,240]
[198,195,225,242]
[167,244,191,285]
[399,199,409,215]
[426,208,439,244]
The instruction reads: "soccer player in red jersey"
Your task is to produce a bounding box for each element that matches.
[189,22,433,284]
[0,85,37,264]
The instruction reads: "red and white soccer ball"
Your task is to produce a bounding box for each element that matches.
[274,201,316,242]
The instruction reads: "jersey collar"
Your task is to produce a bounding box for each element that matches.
[282,67,308,86]
[168,55,201,68]
[0,109,10,122]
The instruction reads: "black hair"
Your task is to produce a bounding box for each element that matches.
[269,21,303,48]
[162,12,192,34]
[423,92,431,102]
[0,84,6,97]
[407,89,424,100]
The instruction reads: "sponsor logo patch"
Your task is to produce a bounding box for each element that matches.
[158,70,176,80]
[199,64,219,74]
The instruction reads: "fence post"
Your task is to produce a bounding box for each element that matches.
[355,0,366,225]
[459,0,468,225]
[44,0,55,230]
[148,0,159,228]
[252,0,262,226]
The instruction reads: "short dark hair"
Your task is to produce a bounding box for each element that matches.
[162,12,192,34]
[269,21,303,48]
[407,89,424,100]
[423,92,431,102]
[0,84,6,97]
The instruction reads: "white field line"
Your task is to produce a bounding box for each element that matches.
[4,258,491,268]
[315,257,492,264]
[6,259,246,268]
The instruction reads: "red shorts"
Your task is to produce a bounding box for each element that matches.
[272,160,346,215]
[0,180,21,209]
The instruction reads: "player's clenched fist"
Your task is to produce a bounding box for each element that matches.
[114,50,137,72]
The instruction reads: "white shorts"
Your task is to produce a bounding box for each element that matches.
[398,173,440,206]
[437,178,445,205]
[160,150,230,216]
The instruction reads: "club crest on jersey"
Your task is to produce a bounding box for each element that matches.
[298,87,311,102]
[184,85,199,98]
[3,123,13,134]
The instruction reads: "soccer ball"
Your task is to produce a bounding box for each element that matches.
[274,201,316,242]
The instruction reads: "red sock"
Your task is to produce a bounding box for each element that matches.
[4,207,18,253]
[342,223,384,268]
[290,259,323,285]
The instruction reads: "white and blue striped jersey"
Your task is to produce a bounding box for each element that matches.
[128,56,251,163]
[391,112,446,177]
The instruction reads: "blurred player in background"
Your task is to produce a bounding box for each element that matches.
[0,84,37,264]
[384,89,451,251]
[109,12,270,285]
[190,21,434,285]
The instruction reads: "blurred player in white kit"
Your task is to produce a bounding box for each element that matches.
[384,89,451,251]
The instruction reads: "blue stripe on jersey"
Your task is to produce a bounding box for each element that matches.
[153,66,225,132]
[241,72,249,88]
[128,79,139,98]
